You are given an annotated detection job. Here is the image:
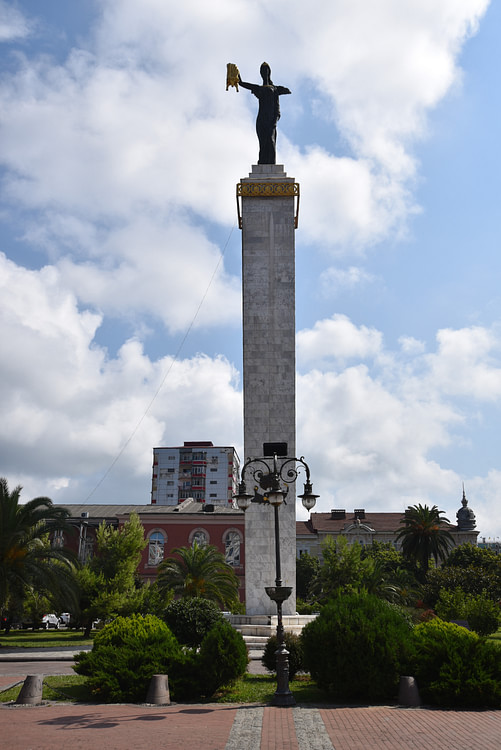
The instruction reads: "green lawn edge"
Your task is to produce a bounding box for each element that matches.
[0,672,325,705]
[0,630,94,649]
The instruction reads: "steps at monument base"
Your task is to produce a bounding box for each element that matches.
[243,635,269,660]
[226,614,318,660]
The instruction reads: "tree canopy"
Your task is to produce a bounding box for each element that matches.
[75,513,147,636]
[157,541,239,608]
[0,477,76,614]
[396,503,454,576]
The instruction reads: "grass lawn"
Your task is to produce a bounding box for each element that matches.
[215,673,325,704]
[0,630,93,649]
[0,672,325,705]
[0,674,89,703]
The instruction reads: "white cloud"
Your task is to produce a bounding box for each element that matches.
[0,1,31,41]
[320,265,377,294]
[0,0,489,281]
[55,216,242,334]
[425,326,501,399]
[0,252,241,500]
[399,336,426,355]
[295,316,501,534]
[297,314,383,367]
[2,242,501,535]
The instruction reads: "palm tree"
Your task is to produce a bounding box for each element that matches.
[396,503,454,576]
[157,541,239,608]
[0,478,76,614]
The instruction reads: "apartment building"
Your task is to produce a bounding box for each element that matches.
[151,441,240,506]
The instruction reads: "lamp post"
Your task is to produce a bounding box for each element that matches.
[234,454,318,706]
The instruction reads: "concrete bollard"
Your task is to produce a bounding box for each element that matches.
[16,674,44,705]
[398,675,421,707]
[146,674,170,705]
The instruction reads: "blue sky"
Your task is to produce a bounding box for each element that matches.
[1,0,500,540]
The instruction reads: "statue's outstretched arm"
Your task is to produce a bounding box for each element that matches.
[239,78,259,94]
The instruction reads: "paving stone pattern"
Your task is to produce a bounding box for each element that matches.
[1,701,501,749]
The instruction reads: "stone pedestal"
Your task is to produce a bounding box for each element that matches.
[239,164,298,616]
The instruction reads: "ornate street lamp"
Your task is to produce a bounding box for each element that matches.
[234,454,318,706]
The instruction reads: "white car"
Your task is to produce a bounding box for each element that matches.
[42,614,59,629]
[59,613,71,626]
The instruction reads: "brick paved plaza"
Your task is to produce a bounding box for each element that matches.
[1,701,500,749]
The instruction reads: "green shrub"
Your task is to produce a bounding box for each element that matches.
[301,592,411,702]
[74,613,248,703]
[466,595,501,636]
[423,565,501,607]
[169,620,248,700]
[435,588,501,636]
[262,632,303,679]
[74,614,182,703]
[163,598,223,647]
[407,618,501,707]
[434,588,465,622]
[296,598,321,615]
[199,620,248,696]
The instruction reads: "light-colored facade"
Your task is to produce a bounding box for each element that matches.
[151,442,240,507]
[296,494,479,560]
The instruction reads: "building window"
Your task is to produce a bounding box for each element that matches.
[190,528,209,547]
[224,530,242,566]
[210,480,217,484]
[52,529,65,549]
[148,531,165,566]
[167,468,175,473]
[79,539,94,564]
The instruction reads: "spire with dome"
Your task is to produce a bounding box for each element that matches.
[456,484,476,531]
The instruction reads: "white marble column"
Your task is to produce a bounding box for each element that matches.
[240,164,298,616]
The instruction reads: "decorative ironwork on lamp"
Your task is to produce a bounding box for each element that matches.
[234,452,318,707]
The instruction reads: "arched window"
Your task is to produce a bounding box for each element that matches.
[148,530,165,566]
[224,529,242,566]
[189,528,209,547]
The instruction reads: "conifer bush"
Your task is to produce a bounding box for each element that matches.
[262,632,303,679]
[74,613,248,702]
[163,597,223,647]
[199,619,248,696]
[301,592,411,702]
[406,618,501,707]
[74,614,181,702]
[168,619,248,700]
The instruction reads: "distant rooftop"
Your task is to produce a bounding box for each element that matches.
[59,500,243,518]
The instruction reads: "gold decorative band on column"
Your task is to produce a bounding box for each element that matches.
[236,182,300,229]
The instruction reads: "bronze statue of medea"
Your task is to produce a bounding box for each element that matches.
[227,62,291,165]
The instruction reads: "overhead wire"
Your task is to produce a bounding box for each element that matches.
[84,221,238,502]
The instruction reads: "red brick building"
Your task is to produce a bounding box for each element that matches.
[57,499,245,602]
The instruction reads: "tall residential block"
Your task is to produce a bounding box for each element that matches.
[151,441,240,506]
